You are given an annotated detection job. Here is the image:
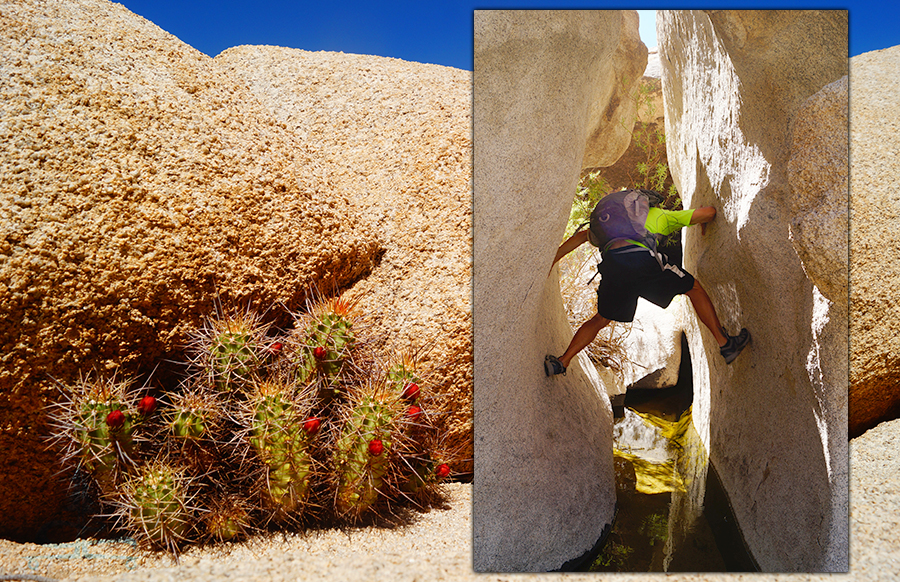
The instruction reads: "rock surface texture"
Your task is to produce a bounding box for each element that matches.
[849,46,900,438]
[473,10,644,572]
[213,46,473,476]
[659,10,848,571]
[0,0,469,539]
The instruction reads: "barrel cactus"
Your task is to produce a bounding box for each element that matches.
[287,295,359,389]
[48,374,146,494]
[189,310,271,392]
[113,460,194,552]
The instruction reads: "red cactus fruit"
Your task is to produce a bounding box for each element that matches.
[269,341,283,354]
[303,417,321,435]
[436,463,451,479]
[138,396,157,415]
[407,405,422,420]
[313,346,327,360]
[368,439,384,457]
[106,409,126,429]
[402,382,420,402]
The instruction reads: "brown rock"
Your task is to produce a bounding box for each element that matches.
[0,0,380,539]
[214,46,473,476]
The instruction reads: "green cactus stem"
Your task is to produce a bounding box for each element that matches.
[117,461,192,551]
[333,387,404,519]
[243,380,318,517]
[191,311,270,392]
[48,375,142,494]
[289,295,358,388]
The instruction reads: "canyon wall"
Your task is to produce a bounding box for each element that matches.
[473,10,645,572]
[658,10,848,571]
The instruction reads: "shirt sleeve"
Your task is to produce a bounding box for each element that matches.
[645,207,695,236]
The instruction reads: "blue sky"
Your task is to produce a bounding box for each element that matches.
[118,1,897,70]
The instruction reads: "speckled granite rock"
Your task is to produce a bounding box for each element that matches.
[213,45,473,477]
[0,0,381,540]
[849,45,900,437]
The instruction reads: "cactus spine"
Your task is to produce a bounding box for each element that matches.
[49,375,142,494]
[243,379,318,517]
[290,296,358,387]
[333,384,404,518]
[117,461,192,551]
[192,310,269,392]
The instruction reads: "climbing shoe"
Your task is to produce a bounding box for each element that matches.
[720,327,751,364]
[544,355,566,377]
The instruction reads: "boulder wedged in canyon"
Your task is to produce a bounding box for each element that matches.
[473,10,644,572]
[659,9,848,571]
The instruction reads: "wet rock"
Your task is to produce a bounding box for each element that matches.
[659,9,848,572]
[473,9,644,572]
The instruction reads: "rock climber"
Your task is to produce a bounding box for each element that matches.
[544,189,750,376]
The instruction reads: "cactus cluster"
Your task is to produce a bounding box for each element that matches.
[48,295,454,552]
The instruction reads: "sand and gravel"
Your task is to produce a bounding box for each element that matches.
[1,417,899,582]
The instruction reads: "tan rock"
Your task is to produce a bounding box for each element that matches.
[474,9,644,572]
[213,46,473,475]
[788,75,849,304]
[582,11,648,168]
[849,45,900,437]
[659,9,848,572]
[0,0,379,539]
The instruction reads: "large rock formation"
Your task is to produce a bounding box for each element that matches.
[0,0,470,540]
[659,10,848,571]
[213,46,473,475]
[849,46,900,438]
[473,10,645,572]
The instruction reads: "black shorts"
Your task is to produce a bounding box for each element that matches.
[596,245,695,322]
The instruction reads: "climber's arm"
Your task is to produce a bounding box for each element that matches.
[550,229,590,273]
[689,206,716,235]
[690,206,717,225]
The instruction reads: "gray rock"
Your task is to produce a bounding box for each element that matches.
[473,9,644,572]
[659,9,848,572]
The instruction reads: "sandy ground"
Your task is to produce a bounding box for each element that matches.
[2,418,899,582]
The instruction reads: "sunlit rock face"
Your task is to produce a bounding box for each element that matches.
[214,46,474,479]
[659,9,848,572]
[0,0,380,539]
[849,46,900,438]
[473,10,645,572]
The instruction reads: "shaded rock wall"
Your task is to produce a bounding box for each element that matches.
[849,46,900,437]
[473,10,644,572]
[659,9,848,571]
[213,46,473,475]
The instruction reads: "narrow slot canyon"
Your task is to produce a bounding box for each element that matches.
[474,9,848,573]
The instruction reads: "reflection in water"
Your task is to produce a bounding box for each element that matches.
[589,393,754,572]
